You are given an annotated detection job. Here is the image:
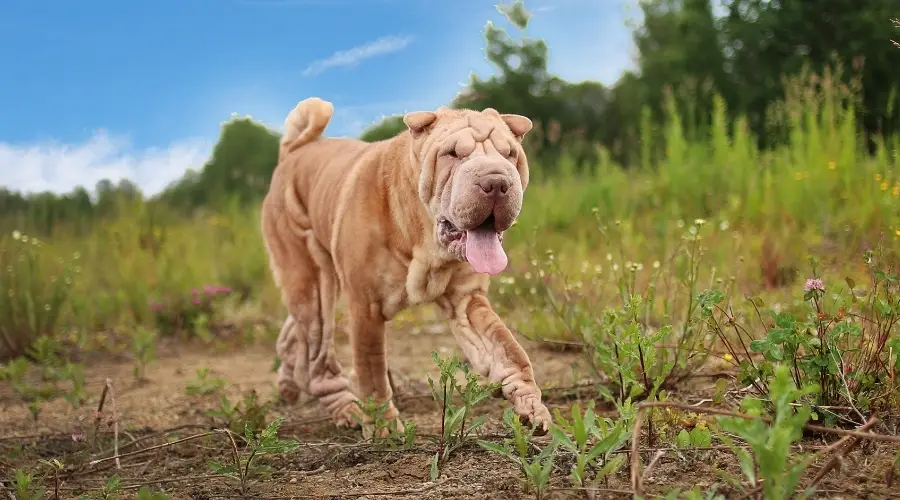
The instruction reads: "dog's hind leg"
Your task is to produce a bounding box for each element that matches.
[263,200,359,427]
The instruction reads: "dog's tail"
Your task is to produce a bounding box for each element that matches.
[280,97,334,159]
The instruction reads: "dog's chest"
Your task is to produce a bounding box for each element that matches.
[380,249,454,319]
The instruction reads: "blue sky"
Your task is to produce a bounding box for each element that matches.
[0,0,639,196]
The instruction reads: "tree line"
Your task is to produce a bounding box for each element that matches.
[2,0,898,234]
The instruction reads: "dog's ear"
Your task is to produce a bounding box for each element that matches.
[403,111,438,138]
[500,114,533,141]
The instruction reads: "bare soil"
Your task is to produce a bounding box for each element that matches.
[1,317,898,499]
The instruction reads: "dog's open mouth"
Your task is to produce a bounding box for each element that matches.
[440,215,507,275]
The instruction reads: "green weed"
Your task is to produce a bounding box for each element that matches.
[427,351,498,480]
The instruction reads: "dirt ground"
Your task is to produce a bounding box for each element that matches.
[1,316,898,500]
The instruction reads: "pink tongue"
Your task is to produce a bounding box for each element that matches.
[465,228,508,275]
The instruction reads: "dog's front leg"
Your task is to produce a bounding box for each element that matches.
[347,298,403,434]
[438,291,551,434]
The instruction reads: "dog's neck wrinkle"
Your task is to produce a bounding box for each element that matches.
[379,134,427,256]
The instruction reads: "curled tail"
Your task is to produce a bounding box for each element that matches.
[280,97,334,159]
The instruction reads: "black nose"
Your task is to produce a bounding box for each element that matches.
[476,174,510,197]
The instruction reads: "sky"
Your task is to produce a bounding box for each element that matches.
[0,0,641,197]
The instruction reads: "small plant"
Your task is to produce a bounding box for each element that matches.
[9,469,45,500]
[551,401,628,489]
[77,474,122,500]
[185,367,226,396]
[0,231,80,359]
[353,397,417,450]
[130,326,158,381]
[708,249,900,418]
[38,458,65,500]
[427,351,499,479]
[150,284,232,338]
[209,417,299,495]
[715,365,819,498]
[478,409,558,499]
[206,390,272,435]
[136,486,171,500]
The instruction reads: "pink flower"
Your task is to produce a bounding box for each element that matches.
[804,278,825,292]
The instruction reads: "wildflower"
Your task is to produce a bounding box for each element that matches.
[893,185,900,197]
[606,253,612,261]
[719,220,729,231]
[11,230,21,240]
[896,229,900,238]
[612,263,620,272]
[880,181,889,191]
[652,260,660,269]
[804,278,825,292]
[689,225,698,235]
[827,161,836,170]
[723,353,734,362]
[694,218,707,226]
[875,173,882,181]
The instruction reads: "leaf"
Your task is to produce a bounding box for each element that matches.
[430,452,440,480]
[594,454,626,482]
[845,277,856,289]
[690,426,712,448]
[676,429,691,449]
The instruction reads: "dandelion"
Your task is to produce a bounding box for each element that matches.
[804,278,825,292]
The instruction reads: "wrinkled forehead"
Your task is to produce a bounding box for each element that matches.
[433,112,516,154]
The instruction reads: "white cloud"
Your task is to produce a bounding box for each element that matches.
[0,132,212,197]
[302,35,415,77]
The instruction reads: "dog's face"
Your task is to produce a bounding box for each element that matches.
[404,107,532,275]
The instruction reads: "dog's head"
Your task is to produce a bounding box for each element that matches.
[403,107,532,275]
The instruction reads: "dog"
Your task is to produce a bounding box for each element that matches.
[261,97,551,433]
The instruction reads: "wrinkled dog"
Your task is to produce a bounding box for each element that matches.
[261,97,551,433]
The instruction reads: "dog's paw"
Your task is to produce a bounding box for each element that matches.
[515,397,552,436]
[332,401,364,429]
[277,380,301,405]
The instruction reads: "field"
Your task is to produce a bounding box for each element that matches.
[2,86,900,499]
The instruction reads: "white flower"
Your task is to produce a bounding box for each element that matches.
[719,220,730,231]
[653,260,661,269]
[12,231,22,241]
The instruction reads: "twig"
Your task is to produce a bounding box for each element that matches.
[88,431,218,466]
[104,379,121,470]
[807,417,879,488]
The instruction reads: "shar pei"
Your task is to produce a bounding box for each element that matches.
[261,97,551,433]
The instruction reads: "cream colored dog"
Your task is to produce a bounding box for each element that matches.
[261,97,551,433]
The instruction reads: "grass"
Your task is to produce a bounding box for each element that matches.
[1,74,899,498]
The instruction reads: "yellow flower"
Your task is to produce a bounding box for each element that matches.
[723,353,734,362]
[827,161,836,170]
[875,173,882,181]
[880,181,889,191]
[894,185,900,197]
[895,229,900,237]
